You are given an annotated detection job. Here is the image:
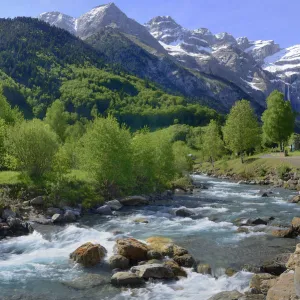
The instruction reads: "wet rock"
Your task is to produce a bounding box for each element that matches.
[63,210,77,222]
[46,207,62,217]
[133,218,149,224]
[174,207,195,217]
[290,195,300,203]
[112,230,124,236]
[272,227,297,238]
[5,217,33,237]
[292,217,300,231]
[131,263,175,279]
[266,272,297,300]
[225,268,237,277]
[109,255,129,270]
[208,290,243,300]
[119,196,149,206]
[239,295,265,300]
[139,259,162,265]
[147,250,163,260]
[295,267,300,297]
[261,253,291,275]
[2,208,16,220]
[30,196,44,206]
[52,213,63,223]
[173,254,195,268]
[196,263,212,275]
[96,205,112,215]
[164,260,187,277]
[116,238,148,262]
[146,236,174,256]
[111,271,145,287]
[237,227,250,234]
[106,200,123,211]
[250,273,277,295]
[70,242,107,267]
[286,244,300,270]
[173,245,189,256]
[62,274,109,290]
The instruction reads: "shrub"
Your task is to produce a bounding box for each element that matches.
[276,164,291,180]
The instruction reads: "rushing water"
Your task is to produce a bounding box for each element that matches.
[1,175,299,300]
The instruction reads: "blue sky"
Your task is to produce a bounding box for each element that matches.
[1,0,299,47]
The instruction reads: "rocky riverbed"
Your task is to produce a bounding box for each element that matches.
[1,175,300,299]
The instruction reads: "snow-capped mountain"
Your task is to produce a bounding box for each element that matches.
[39,3,300,112]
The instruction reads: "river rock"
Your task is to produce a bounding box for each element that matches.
[174,207,195,217]
[6,217,33,237]
[133,218,149,224]
[106,200,123,211]
[96,205,112,215]
[63,274,109,290]
[173,245,189,256]
[173,254,195,268]
[290,195,300,203]
[295,267,300,297]
[266,272,297,300]
[237,227,250,234]
[116,238,148,262]
[2,208,16,220]
[164,260,187,277]
[286,245,300,270]
[250,273,277,295]
[208,291,243,300]
[64,210,77,222]
[239,295,265,300]
[272,227,296,238]
[111,271,145,287]
[147,250,163,260]
[260,253,291,275]
[52,213,63,223]
[131,263,175,279]
[146,236,174,256]
[46,207,62,217]
[30,196,44,206]
[70,242,107,267]
[196,263,212,275]
[109,255,129,270]
[225,268,237,277]
[119,196,149,206]
[292,217,300,232]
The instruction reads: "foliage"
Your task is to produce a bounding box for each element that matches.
[5,119,59,179]
[262,90,295,150]
[276,164,291,180]
[172,141,193,175]
[223,100,261,162]
[78,116,133,198]
[202,120,224,166]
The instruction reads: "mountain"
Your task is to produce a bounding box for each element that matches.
[0,17,220,129]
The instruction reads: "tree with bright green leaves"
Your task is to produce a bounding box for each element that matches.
[172,141,193,175]
[223,100,261,163]
[6,119,59,178]
[262,90,295,151]
[79,116,133,198]
[0,119,6,168]
[202,120,224,166]
[0,91,23,124]
[44,100,68,142]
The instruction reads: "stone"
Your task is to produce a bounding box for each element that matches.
[250,273,277,295]
[46,207,62,217]
[133,218,149,224]
[52,213,63,223]
[111,272,145,287]
[2,208,16,220]
[294,267,300,297]
[106,200,123,211]
[109,255,129,270]
[174,207,195,217]
[62,274,109,290]
[266,272,297,300]
[112,230,124,236]
[70,242,107,267]
[96,205,112,215]
[30,196,44,206]
[239,295,265,300]
[237,227,250,234]
[146,236,174,256]
[131,263,175,279]
[260,253,291,275]
[116,238,148,262]
[225,268,237,277]
[164,260,187,277]
[287,252,300,270]
[173,245,189,256]
[119,196,149,206]
[290,195,300,203]
[63,210,77,222]
[173,254,195,268]
[6,217,33,237]
[208,291,243,300]
[147,250,163,260]
[292,217,300,231]
[250,218,268,226]
[272,227,296,238]
[196,263,212,275]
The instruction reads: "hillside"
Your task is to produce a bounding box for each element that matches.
[0,17,219,129]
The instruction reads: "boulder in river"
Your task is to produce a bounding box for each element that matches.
[147,250,163,260]
[250,273,277,295]
[163,260,187,277]
[116,238,148,263]
[290,195,300,203]
[96,205,112,215]
[119,196,149,206]
[109,255,129,270]
[286,244,300,270]
[46,207,62,217]
[292,217,300,232]
[5,217,33,237]
[196,263,212,275]
[260,253,291,275]
[174,207,195,217]
[30,196,44,206]
[131,263,175,279]
[70,242,107,267]
[173,254,195,268]
[63,210,77,222]
[133,218,149,224]
[2,208,16,220]
[271,227,297,238]
[106,200,123,211]
[62,274,109,290]
[111,271,145,287]
[52,213,63,223]
[208,291,243,300]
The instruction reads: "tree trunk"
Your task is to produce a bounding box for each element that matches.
[240,152,244,164]
[210,156,214,168]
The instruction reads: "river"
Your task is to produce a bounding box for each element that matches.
[0,175,299,299]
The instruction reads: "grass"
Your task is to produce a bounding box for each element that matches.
[0,171,21,185]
